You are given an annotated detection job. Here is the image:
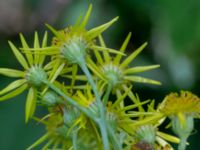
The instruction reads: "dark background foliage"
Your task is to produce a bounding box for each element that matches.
[0,0,200,149]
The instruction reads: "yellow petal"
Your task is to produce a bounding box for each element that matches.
[0,79,26,95]
[177,112,186,128]
[0,84,27,101]
[0,68,24,77]
[125,76,161,85]
[124,65,160,74]
[25,87,37,123]
[86,17,119,40]
[114,32,132,64]
[120,42,147,68]
[8,41,29,69]
[20,33,33,65]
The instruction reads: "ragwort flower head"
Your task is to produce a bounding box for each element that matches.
[0,32,60,122]
[160,91,200,150]
[86,34,161,92]
[160,91,200,117]
[24,4,121,65]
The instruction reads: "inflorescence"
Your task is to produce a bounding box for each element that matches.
[0,4,199,150]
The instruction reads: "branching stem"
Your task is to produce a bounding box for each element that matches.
[78,58,109,150]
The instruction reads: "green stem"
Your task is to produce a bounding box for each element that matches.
[78,59,109,150]
[43,80,96,122]
[107,124,121,150]
[178,136,187,150]
[103,83,113,106]
[72,131,78,150]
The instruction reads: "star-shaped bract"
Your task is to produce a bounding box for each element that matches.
[0,32,63,122]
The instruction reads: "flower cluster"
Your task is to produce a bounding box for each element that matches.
[0,4,200,150]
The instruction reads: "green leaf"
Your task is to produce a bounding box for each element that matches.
[80,4,92,29]
[40,31,48,65]
[119,100,150,112]
[62,75,87,81]
[21,47,59,55]
[8,41,29,69]
[111,86,132,108]
[0,68,24,77]
[34,32,40,64]
[42,138,54,150]
[86,57,106,80]
[86,17,119,40]
[27,133,50,150]
[44,59,58,70]
[45,23,65,41]
[124,65,160,74]
[42,62,65,95]
[20,33,33,65]
[49,62,65,83]
[114,32,132,64]
[98,35,110,63]
[25,87,37,123]
[71,64,78,89]
[42,31,48,47]
[93,45,104,65]
[125,76,161,85]
[157,131,180,144]
[60,66,73,75]
[0,84,27,101]
[91,45,125,56]
[120,42,147,68]
[0,79,26,95]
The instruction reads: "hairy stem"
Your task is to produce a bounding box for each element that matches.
[78,59,109,150]
[43,79,96,122]
[103,83,113,106]
[178,136,187,150]
[72,130,78,150]
[107,124,121,150]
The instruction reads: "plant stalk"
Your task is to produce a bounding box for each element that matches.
[72,131,78,150]
[103,83,113,106]
[178,136,187,150]
[43,79,96,122]
[78,59,109,150]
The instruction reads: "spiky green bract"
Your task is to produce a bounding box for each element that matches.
[0,32,63,122]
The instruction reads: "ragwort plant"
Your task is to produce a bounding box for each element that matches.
[0,4,200,150]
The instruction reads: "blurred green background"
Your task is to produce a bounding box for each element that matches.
[0,0,200,149]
